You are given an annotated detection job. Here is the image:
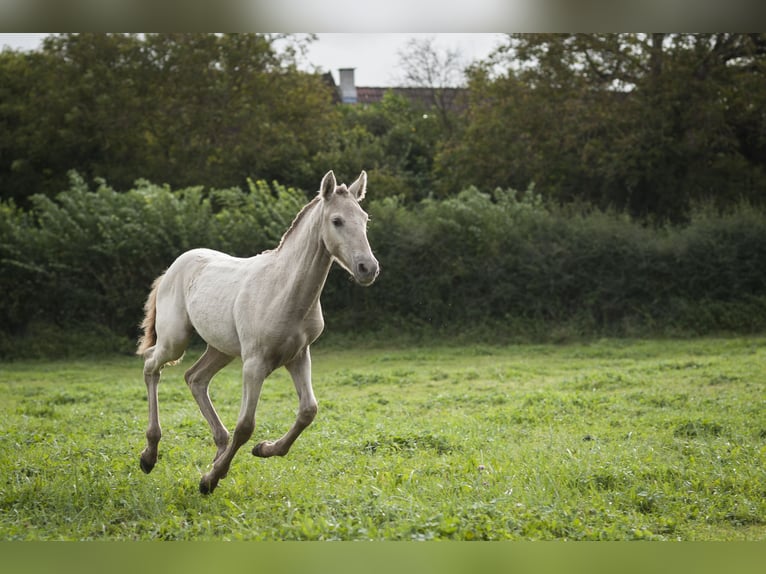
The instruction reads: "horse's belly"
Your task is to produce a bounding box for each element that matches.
[190,306,241,356]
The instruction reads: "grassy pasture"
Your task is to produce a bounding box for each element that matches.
[0,337,764,540]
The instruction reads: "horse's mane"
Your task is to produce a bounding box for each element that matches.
[273,195,323,252]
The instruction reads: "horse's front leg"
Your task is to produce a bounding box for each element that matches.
[253,347,317,458]
[199,356,268,495]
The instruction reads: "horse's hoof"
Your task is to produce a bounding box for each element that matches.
[140,456,155,474]
[252,441,274,457]
[199,476,218,495]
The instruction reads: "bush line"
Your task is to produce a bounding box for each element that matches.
[2,176,765,357]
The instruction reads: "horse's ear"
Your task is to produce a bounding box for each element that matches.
[348,170,367,202]
[320,170,337,198]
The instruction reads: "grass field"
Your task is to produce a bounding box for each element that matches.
[1,336,764,541]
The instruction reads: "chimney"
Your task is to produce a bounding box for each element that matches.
[339,68,357,104]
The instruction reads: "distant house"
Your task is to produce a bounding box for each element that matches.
[325,68,468,113]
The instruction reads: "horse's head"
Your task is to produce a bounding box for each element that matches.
[319,170,379,286]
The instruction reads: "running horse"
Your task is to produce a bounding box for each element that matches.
[136,170,379,494]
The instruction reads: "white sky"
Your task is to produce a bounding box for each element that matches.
[0,33,506,87]
[305,33,505,86]
[0,32,45,51]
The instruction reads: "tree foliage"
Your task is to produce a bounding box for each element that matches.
[441,33,766,221]
[0,33,338,204]
[312,92,445,201]
[3,33,764,221]
[3,33,766,355]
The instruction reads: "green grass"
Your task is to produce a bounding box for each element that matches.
[1,337,765,540]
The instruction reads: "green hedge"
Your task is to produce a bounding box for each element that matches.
[0,173,305,354]
[327,188,766,340]
[2,176,766,357]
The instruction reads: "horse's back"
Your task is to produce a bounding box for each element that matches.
[164,248,250,284]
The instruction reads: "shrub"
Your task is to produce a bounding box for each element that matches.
[0,173,308,357]
[2,175,766,357]
[326,189,766,340]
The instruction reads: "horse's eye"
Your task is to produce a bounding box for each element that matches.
[332,217,344,228]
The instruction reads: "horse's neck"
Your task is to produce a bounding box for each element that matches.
[271,202,332,314]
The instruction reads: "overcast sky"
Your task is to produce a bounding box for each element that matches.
[305,33,505,86]
[0,33,506,87]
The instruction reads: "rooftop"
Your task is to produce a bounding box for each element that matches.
[323,68,468,111]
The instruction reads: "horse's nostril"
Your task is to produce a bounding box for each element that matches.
[355,259,378,284]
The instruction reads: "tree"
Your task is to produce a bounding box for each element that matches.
[0,49,50,204]
[312,91,446,201]
[440,34,766,221]
[0,33,340,203]
[396,36,466,134]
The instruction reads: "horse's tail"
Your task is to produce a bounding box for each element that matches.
[136,274,164,357]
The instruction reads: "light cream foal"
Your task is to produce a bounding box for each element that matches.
[136,170,379,494]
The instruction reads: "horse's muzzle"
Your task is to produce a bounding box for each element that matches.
[355,257,379,286]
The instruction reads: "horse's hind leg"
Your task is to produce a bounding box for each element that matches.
[185,345,235,462]
[139,340,187,474]
[139,346,164,474]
